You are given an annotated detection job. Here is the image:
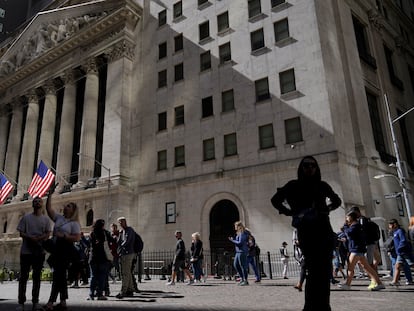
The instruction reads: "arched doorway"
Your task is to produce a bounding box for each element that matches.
[209,199,240,276]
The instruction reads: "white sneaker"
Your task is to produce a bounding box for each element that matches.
[165,281,175,286]
[405,281,414,285]
[337,283,351,290]
[186,279,194,285]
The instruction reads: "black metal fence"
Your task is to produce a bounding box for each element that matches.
[135,250,301,281]
[1,250,302,282]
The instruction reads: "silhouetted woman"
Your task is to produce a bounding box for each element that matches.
[271,156,341,311]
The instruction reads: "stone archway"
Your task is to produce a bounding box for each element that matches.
[209,199,240,276]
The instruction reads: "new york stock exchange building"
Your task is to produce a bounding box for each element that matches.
[0,0,414,272]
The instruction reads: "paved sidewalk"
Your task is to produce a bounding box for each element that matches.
[0,276,412,311]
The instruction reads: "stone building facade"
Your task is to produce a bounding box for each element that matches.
[0,0,413,268]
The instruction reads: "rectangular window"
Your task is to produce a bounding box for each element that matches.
[352,16,376,68]
[200,51,211,71]
[174,34,183,52]
[248,0,262,18]
[274,18,289,42]
[158,112,167,131]
[217,11,229,32]
[157,150,167,170]
[285,117,302,144]
[174,145,185,167]
[158,42,167,60]
[219,42,231,64]
[251,28,265,51]
[384,45,404,90]
[199,21,210,41]
[255,77,270,102]
[158,10,167,27]
[174,63,184,81]
[175,105,184,125]
[203,138,215,161]
[173,1,183,19]
[271,0,285,7]
[222,89,234,112]
[397,109,414,169]
[259,124,275,149]
[366,92,386,155]
[198,0,208,5]
[224,133,237,156]
[202,96,214,118]
[279,68,296,94]
[158,69,167,88]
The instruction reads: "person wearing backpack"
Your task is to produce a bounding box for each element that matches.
[348,206,381,273]
[115,217,136,299]
[245,228,261,283]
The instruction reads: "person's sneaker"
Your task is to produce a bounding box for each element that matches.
[32,303,44,311]
[254,279,261,283]
[69,283,79,288]
[337,283,351,290]
[86,296,94,301]
[115,293,124,299]
[283,276,288,279]
[165,281,175,286]
[16,304,24,311]
[405,281,414,285]
[367,280,376,289]
[370,284,385,291]
[186,279,194,285]
[97,296,108,301]
[389,281,401,286]
[239,280,249,286]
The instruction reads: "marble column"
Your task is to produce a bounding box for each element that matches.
[102,40,135,182]
[4,100,24,195]
[78,58,99,185]
[17,91,39,197]
[0,105,11,171]
[56,70,77,189]
[37,80,57,169]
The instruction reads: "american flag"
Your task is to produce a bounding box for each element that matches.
[28,161,55,198]
[0,173,14,205]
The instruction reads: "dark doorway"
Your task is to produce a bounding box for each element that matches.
[209,199,239,277]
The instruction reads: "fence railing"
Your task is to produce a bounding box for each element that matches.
[1,250,302,282]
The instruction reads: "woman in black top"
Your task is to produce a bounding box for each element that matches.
[271,156,341,311]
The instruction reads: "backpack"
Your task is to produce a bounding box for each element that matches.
[363,219,381,244]
[134,231,144,253]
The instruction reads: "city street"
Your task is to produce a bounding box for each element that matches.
[0,276,412,311]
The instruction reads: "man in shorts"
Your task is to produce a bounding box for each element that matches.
[166,230,194,285]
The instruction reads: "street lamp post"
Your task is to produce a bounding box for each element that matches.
[77,152,111,223]
[381,94,413,220]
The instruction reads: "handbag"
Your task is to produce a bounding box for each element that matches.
[103,233,113,262]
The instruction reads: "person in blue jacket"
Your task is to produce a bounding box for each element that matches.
[389,218,414,286]
[228,221,249,285]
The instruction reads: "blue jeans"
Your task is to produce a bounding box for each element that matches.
[233,252,248,281]
[390,255,412,282]
[192,259,203,280]
[89,261,110,297]
[247,256,260,280]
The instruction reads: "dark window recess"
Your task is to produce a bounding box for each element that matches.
[199,21,210,41]
[174,34,183,52]
[202,96,214,118]
[158,112,167,131]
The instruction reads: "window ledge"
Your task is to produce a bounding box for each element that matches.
[200,67,212,74]
[217,28,234,37]
[219,60,236,67]
[198,2,212,10]
[173,15,186,23]
[255,98,272,105]
[271,2,292,13]
[275,36,297,48]
[249,13,268,23]
[251,47,271,56]
[285,140,304,148]
[199,36,214,45]
[259,146,276,152]
[280,90,304,101]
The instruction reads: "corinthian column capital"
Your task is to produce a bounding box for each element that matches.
[43,80,57,95]
[83,58,99,75]
[105,40,135,62]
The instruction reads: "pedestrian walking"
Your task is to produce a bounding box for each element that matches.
[190,232,204,282]
[271,155,342,311]
[280,242,289,279]
[166,230,194,286]
[16,197,52,311]
[245,228,261,283]
[228,221,249,286]
[338,211,384,291]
